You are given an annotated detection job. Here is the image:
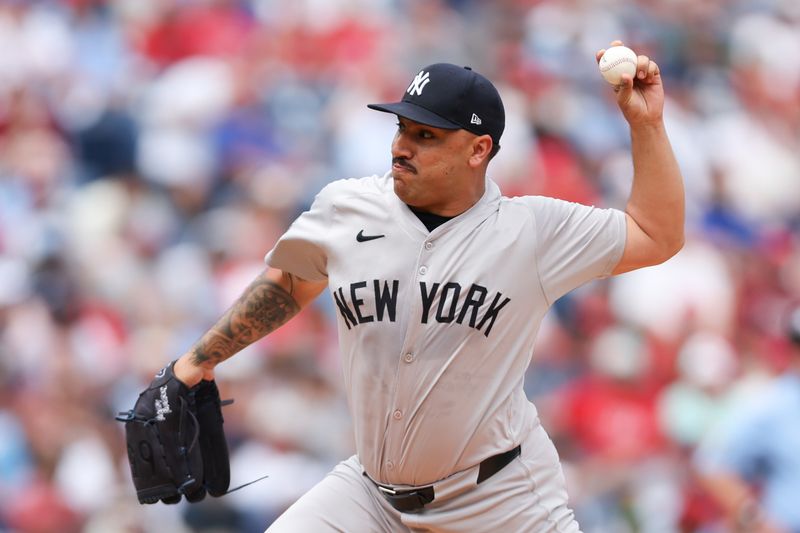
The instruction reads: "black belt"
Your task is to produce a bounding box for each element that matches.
[370,445,521,513]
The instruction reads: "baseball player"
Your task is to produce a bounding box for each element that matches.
[172,41,684,532]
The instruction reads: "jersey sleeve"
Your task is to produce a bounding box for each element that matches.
[263,183,335,282]
[525,196,626,304]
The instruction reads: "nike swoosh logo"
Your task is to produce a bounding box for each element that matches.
[356,230,385,242]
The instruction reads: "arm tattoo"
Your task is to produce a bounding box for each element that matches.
[190,272,301,366]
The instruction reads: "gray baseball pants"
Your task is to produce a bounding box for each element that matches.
[266,421,580,533]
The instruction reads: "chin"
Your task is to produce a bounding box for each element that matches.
[392,179,413,203]
[392,179,405,196]
[392,173,403,188]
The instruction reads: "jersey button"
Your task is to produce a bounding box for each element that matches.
[403,353,414,363]
[419,266,427,275]
[393,409,403,420]
[386,461,394,470]
[425,242,433,250]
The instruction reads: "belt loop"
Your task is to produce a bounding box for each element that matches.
[476,445,521,484]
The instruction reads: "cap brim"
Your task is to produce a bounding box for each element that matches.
[367,101,461,130]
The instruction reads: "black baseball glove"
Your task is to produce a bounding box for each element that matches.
[117,361,231,504]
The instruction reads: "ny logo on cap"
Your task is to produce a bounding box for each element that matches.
[407,70,431,96]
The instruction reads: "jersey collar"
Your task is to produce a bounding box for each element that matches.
[387,172,501,239]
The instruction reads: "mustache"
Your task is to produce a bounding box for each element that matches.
[392,157,417,174]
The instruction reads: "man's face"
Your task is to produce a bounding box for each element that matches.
[390,117,478,215]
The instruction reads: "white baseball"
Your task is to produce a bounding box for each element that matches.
[598,45,638,86]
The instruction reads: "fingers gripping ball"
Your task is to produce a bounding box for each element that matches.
[599,45,638,86]
[117,361,231,504]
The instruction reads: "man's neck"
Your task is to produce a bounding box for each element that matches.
[407,206,454,232]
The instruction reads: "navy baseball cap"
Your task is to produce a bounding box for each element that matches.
[368,63,505,146]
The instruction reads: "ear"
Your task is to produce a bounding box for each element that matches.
[468,135,493,168]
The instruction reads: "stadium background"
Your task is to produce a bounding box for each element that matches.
[0,0,799,531]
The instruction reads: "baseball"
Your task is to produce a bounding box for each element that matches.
[598,45,638,86]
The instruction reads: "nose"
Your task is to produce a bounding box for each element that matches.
[391,129,412,159]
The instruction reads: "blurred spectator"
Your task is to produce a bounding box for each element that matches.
[658,331,739,448]
[547,325,682,532]
[694,304,800,533]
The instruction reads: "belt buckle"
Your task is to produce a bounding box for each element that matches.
[375,483,433,513]
[377,485,397,496]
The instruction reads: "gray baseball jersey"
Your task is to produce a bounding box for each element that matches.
[265,172,625,487]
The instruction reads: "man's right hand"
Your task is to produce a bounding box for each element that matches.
[174,354,215,387]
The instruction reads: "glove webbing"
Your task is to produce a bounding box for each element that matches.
[176,395,201,493]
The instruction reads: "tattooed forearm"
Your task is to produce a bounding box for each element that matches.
[190,272,300,367]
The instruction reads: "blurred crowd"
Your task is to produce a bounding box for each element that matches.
[1,0,799,532]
